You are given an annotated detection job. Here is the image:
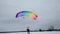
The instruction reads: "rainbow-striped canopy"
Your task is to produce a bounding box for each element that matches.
[16,11,38,20]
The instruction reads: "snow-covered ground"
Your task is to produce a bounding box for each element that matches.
[0,31,60,34]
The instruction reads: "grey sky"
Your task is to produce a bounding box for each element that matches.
[0,0,60,31]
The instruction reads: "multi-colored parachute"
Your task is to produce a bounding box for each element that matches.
[16,11,38,20]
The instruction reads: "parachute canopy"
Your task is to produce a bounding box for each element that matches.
[16,11,38,20]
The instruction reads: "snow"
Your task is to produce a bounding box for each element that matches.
[0,31,60,34]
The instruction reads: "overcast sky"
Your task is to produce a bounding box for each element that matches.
[0,0,60,31]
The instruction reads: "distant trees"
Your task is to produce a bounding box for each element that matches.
[47,25,54,31]
[39,29,42,31]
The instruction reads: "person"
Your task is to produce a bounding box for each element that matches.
[27,27,30,34]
